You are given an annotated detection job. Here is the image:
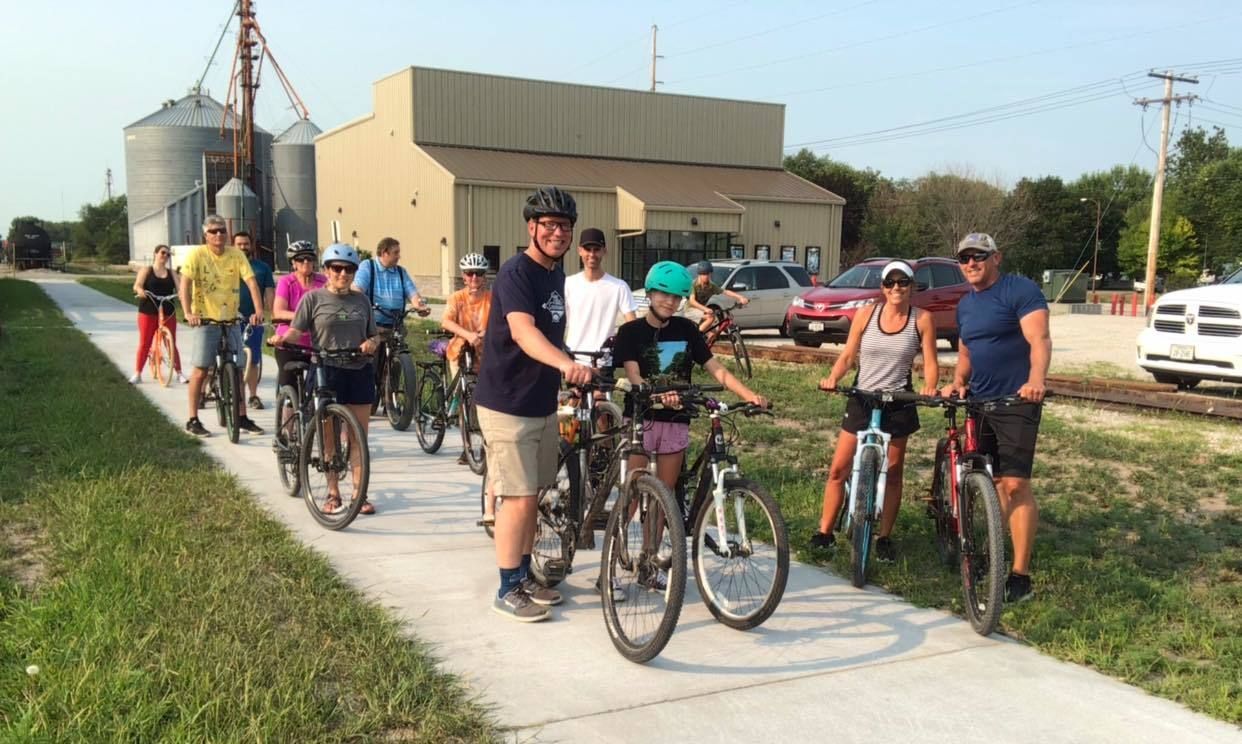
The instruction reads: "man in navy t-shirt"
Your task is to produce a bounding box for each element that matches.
[944,232,1051,605]
[474,186,593,623]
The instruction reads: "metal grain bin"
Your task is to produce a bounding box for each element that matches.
[216,177,260,240]
[272,119,321,269]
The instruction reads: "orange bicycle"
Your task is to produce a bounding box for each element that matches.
[144,290,179,387]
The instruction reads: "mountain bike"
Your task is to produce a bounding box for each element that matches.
[825,386,925,588]
[413,333,484,473]
[144,290,179,387]
[272,345,313,498]
[371,307,419,431]
[671,385,789,629]
[703,303,752,379]
[200,319,243,443]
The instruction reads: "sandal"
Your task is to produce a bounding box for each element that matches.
[323,495,343,514]
[480,512,495,526]
[360,500,376,515]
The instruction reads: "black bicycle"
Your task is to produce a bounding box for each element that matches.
[371,307,419,431]
[413,332,485,473]
[272,346,313,498]
[200,319,242,443]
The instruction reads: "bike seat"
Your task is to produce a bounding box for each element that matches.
[284,362,311,374]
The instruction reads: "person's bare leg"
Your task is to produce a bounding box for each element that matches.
[187,367,208,421]
[997,476,1037,574]
[878,438,908,538]
[818,430,857,534]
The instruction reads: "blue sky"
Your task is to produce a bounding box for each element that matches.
[3,0,1239,234]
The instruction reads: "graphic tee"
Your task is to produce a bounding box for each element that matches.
[182,245,255,321]
[239,258,275,317]
[275,273,327,347]
[956,273,1048,399]
[564,272,636,363]
[474,253,566,417]
[444,288,493,364]
[289,289,376,369]
[613,316,712,423]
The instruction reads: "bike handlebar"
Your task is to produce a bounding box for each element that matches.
[143,290,178,303]
[829,386,1048,409]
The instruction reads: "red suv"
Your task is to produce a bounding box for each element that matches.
[784,256,970,349]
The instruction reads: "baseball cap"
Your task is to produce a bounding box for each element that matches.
[956,233,998,256]
[580,228,606,247]
[882,260,914,279]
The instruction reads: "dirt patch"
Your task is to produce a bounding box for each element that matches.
[772,416,813,433]
[0,519,48,591]
[1198,494,1233,515]
[1049,401,1242,455]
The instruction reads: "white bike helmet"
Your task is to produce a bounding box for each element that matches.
[321,243,360,267]
[287,240,316,262]
[459,253,490,271]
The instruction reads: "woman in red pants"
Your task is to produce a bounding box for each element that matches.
[130,245,187,383]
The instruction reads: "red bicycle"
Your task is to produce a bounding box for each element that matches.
[702,303,751,379]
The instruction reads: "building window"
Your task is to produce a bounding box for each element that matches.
[729,244,745,259]
[754,244,770,261]
[780,245,796,262]
[805,246,821,275]
[618,230,730,289]
[482,245,500,273]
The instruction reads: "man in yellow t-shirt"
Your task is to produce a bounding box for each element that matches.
[177,214,265,438]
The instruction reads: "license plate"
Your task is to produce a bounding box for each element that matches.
[808,322,825,332]
[1170,344,1195,361]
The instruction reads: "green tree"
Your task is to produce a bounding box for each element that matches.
[1067,164,1152,277]
[70,196,129,263]
[1117,203,1200,286]
[784,149,883,263]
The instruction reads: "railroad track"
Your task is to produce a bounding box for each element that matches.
[715,342,1242,421]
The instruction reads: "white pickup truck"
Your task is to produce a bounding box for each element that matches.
[1136,269,1242,389]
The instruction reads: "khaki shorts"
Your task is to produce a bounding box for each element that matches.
[476,405,559,497]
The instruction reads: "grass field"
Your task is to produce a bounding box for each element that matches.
[0,279,497,741]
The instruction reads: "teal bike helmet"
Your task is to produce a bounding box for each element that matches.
[645,261,693,298]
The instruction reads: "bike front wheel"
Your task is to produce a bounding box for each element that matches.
[459,376,486,475]
[413,367,446,453]
[692,478,789,630]
[220,361,240,444]
[386,353,417,431]
[530,442,580,588]
[274,385,302,497]
[600,473,687,664]
[850,446,881,588]
[301,403,370,530]
[960,470,1006,635]
[729,330,752,379]
[154,328,175,387]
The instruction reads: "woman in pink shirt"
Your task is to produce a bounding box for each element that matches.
[271,241,327,390]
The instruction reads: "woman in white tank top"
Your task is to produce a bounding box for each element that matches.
[810,260,940,561]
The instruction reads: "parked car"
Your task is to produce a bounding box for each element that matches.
[1136,270,1242,389]
[784,256,971,348]
[635,259,815,330]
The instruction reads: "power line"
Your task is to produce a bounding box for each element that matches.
[665,0,884,59]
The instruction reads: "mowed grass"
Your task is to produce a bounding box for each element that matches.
[0,279,497,741]
[705,356,1241,724]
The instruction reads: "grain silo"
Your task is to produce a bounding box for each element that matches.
[272,119,321,269]
[216,177,260,240]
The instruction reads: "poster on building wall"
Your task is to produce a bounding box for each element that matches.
[781,245,796,262]
[805,246,821,275]
[730,244,745,259]
[755,245,770,260]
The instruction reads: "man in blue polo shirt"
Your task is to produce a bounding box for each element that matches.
[944,232,1051,605]
[234,231,275,410]
[352,237,430,325]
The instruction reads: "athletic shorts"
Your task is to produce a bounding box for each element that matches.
[242,323,264,369]
[841,396,921,439]
[477,405,558,497]
[321,364,376,406]
[641,420,691,455]
[188,323,242,370]
[972,401,1042,479]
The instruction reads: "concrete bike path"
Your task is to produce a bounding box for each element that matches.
[39,276,1241,744]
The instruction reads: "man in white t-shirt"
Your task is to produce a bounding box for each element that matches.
[564,228,637,364]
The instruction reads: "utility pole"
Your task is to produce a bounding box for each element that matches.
[1080,196,1101,302]
[649,24,663,92]
[105,168,113,201]
[1133,70,1197,310]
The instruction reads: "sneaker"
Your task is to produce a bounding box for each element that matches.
[248,395,264,410]
[185,418,209,437]
[128,373,141,384]
[595,576,626,603]
[809,531,836,551]
[520,577,563,606]
[639,566,669,593]
[176,372,189,384]
[875,536,896,563]
[492,587,550,623]
[1004,573,1034,604]
[238,417,265,435]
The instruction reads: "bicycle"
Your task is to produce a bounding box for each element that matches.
[414,332,485,473]
[371,306,419,431]
[824,386,925,588]
[144,290,179,387]
[671,385,789,630]
[200,319,243,443]
[702,303,752,379]
[279,346,372,530]
[272,344,313,498]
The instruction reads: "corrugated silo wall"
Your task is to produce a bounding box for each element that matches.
[272,142,317,270]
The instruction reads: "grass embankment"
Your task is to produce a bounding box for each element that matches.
[715,358,1241,723]
[0,279,496,741]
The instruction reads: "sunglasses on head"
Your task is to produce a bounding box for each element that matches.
[463,270,485,278]
[205,228,228,235]
[958,252,992,265]
[325,263,356,274]
[882,277,912,288]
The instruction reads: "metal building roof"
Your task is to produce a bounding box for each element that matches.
[125,92,269,133]
[419,146,844,209]
[275,119,322,145]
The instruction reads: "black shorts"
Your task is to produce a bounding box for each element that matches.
[841,396,921,439]
[973,401,1042,478]
[274,346,312,390]
[322,364,376,406]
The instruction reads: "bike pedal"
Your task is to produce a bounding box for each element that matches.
[542,559,569,582]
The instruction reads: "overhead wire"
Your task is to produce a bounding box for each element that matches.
[664,0,884,59]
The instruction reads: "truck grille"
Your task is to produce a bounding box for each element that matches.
[1199,305,1241,320]
[1153,319,1185,334]
[1157,304,1185,315]
[1198,323,1242,338]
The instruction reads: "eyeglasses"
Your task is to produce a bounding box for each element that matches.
[958,252,993,265]
[325,264,357,274]
[537,220,574,234]
[580,244,604,253]
[205,228,228,235]
[882,277,912,288]
[463,270,485,278]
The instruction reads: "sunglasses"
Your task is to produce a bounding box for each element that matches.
[292,255,314,263]
[580,244,604,253]
[463,270,485,278]
[205,228,228,235]
[882,277,912,288]
[958,252,993,265]
[325,264,357,274]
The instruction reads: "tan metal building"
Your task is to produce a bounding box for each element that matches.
[315,66,844,295]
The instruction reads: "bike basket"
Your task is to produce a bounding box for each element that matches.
[428,339,449,358]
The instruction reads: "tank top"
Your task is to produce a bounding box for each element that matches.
[139,269,178,316]
[855,304,921,392]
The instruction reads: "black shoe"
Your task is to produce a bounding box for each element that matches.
[809,531,836,550]
[875,536,896,563]
[1004,572,1034,604]
[185,417,210,437]
[238,417,265,435]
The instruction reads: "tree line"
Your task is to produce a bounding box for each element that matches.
[786,126,1242,289]
[6,196,129,264]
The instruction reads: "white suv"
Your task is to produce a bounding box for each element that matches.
[1136,269,1242,389]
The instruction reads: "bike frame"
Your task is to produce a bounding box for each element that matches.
[844,406,893,532]
[679,400,752,556]
[939,402,994,534]
[703,307,736,347]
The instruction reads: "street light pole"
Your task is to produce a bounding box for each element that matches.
[1080,197,1102,302]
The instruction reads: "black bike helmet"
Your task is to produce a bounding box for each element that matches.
[694,260,713,275]
[522,186,578,224]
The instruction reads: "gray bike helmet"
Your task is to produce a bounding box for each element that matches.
[287,240,316,261]
[694,260,713,275]
[321,243,360,267]
[522,186,578,224]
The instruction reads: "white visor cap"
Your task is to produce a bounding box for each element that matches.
[882,261,915,280]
